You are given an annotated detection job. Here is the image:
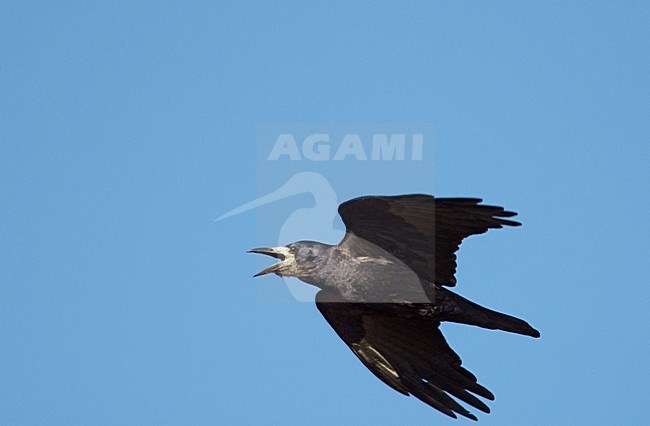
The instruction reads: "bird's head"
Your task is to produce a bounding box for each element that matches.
[248,241,327,279]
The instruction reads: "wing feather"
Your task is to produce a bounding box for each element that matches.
[338,195,521,286]
[316,291,493,421]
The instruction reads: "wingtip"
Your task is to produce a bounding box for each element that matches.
[499,218,522,227]
[457,410,478,421]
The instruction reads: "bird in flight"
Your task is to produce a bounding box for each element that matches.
[249,194,539,420]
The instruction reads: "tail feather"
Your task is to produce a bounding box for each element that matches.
[436,288,540,338]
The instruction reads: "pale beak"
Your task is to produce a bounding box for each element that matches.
[247,247,287,277]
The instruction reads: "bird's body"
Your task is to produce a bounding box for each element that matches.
[291,238,427,303]
[249,194,539,421]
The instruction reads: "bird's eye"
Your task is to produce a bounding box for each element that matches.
[289,246,297,254]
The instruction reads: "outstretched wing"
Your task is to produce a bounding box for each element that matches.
[338,195,521,286]
[316,291,494,421]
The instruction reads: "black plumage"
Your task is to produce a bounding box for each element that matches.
[249,194,539,420]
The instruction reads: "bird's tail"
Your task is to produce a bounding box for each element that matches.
[436,288,540,338]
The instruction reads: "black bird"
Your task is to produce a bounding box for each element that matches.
[249,195,539,420]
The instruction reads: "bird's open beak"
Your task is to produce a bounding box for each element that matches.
[247,247,289,277]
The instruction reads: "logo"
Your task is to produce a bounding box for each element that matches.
[267,133,424,161]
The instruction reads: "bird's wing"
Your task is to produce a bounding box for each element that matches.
[338,195,520,286]
[316,291,494,420]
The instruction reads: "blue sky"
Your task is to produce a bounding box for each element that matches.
[2,2,649,425]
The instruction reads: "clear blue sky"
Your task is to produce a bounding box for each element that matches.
[2,2,649,425]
